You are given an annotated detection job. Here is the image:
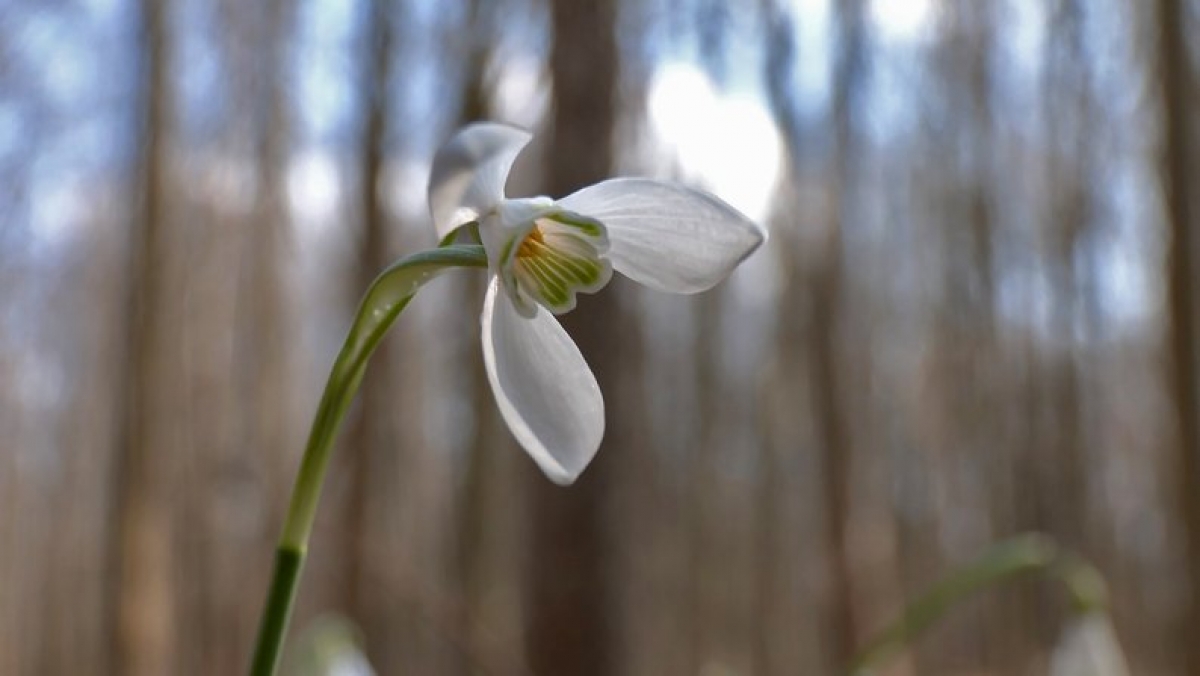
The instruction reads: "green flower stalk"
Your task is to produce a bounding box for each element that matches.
[848,533,1112,676]
[250,245,488,676]
[249,122,766,675]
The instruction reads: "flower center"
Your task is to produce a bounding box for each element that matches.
[506,214,612,315]
[516,226,548,258]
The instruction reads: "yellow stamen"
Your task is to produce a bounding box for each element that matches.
[517,225,546,258]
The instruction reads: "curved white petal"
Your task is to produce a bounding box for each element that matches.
[558,178,767,293]
[428,123,532,241]
[481,276,604,484]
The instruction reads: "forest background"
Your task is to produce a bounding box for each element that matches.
[1,0,1198,674]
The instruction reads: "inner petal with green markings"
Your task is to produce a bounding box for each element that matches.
[502,210,613,315]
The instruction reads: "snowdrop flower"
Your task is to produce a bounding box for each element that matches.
[429,122,766,484]
[432,120,763,480]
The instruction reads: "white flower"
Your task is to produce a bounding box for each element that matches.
[1049,614,1130,676]
[428,122,766,484]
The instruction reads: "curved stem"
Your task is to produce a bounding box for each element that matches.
[249,245,487,676]
[847,533,1108,675]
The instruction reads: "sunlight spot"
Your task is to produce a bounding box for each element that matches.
[81,0,121,20]
[869,0,937,44]
[795,0,832,113]
[29,170,85,246]
[382,157,429,226]
[1007,0,1047,77]
[492,55,549,130]
[288,150,341,236]
[647,62,781,223]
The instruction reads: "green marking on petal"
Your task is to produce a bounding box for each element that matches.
[537,251,579,285]
[526,258,568,303]
[509,219,613,314]
[547,212,605,238]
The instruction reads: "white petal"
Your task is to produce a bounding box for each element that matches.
[481,276,604,484]
[428,123,532,241]
[1050,616,1130,676]
[558,178,767,293]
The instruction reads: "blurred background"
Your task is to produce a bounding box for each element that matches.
[1,0,1198,674]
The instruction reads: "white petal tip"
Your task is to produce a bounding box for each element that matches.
[559,177,768,294]
[481,278,605,487]
[752,221,769,246]
[539,460,587,486]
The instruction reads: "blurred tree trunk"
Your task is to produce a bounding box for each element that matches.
[242,0,294,571]
[810,207,854,675]
[816,0,865,670]
[758,4,828,673]
[109,0,176,673]
[906,4,1002,669]
[1043,0,1089,554]
[1159,0,1200,672]
[345,0,393,617]
[37,253,123,674]
[445,1,531,672]
[751,312,783,676]
[341,1,416,670]
[956,3,1021,670]
[525,0,619,674]
[222,0,295,671]
[0,381,14,675]
[755,9,791,676]
[686,291,723,674]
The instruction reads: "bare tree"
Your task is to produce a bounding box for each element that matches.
[815,0,867,670]
[343,0,404,670]
[224,1,295,670]
[1159,0,1200,672]
[109,0,177,672]
[445,2,535,672]
[525,1,620,674]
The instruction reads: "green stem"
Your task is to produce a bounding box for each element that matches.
[249,245,487,676]
[847,533,1108,675]
[250,547,304,675]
